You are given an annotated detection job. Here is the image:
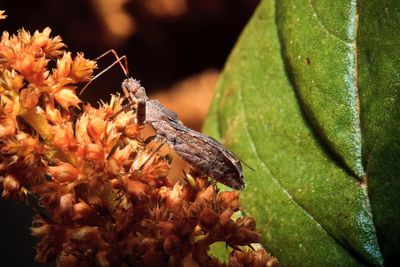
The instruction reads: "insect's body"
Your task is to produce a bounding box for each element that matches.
[122,78,245,190]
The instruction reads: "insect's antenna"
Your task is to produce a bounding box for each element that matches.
[79,49,129,95]
[230,149,255,171]
[95,49,129,77]
[240,159,255,171]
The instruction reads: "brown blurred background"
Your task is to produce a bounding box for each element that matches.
[0,0,259,265]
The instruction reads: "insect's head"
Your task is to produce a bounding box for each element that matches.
[122,78,148,101]
[230,172,245,191]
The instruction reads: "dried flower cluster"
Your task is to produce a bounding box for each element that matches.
[0,16,278,267]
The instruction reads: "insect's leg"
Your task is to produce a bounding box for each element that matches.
[109,102,135,121]
[211,178,220,211]
[143,134,158,145]
[79,50,129,95]
[138,143,164,170]
[136,98,146,125]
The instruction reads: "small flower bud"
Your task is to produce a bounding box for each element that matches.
[87,115,106,140]
[218,191,240,211]
[45,101,62,124]
[162,184,184,209]
[20,85,39,108]
[11,71,24,91]
[107,145,133,175]
[60,193,74,218]
[0,117,16,137]
[54,88,81,110]
[77,143,105,162]
[163,234,181,255]
[48,162,79,182]
[50,123,75,150]
[106,157,121,176]
[232,228,262,246]
[95,250,112,267]
[55,52,72,79]
[73,201,95,222]
[158,221,174,236]
[126,180,151,201]
[237,216,256,230]
[71,53,96,82]
[199,207,219,230]
[219,209,233,226]
[195,185,215,204]
[16,133,38,157]
[1,174,21,198]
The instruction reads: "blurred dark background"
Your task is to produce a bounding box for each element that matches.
[0,0,259,265]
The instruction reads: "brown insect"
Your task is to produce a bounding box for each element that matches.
[122,78,245,190]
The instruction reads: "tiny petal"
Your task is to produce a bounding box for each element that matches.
[160,184,184,209]
[75,114,91,144]
[1,69,24,91]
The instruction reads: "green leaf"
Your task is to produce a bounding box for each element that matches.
[204,0,399,265]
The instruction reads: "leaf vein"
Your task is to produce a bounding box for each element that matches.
[308,0,350,45]
[237,86,324,230]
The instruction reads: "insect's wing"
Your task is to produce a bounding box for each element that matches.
[169,120,242,169]
[168,120,245,190]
